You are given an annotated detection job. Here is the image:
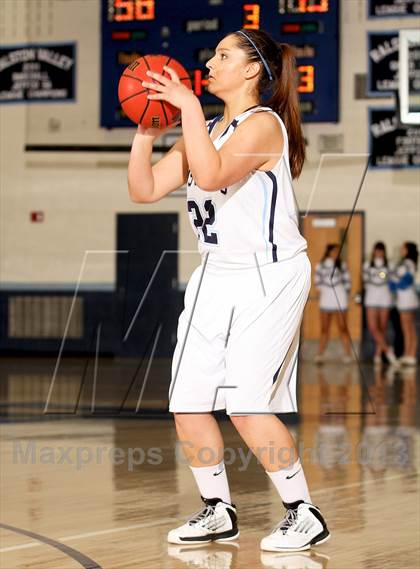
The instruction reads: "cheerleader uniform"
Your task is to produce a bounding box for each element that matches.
[314,258,351,312]
[363,259,393,309]
[390,259,419,312]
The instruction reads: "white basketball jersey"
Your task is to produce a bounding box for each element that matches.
[186,105,307,267]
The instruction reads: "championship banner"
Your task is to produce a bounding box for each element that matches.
[369,107,420,168]
[0,43,76,103]
[368,32,420,97]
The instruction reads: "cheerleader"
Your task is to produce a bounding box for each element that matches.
[390,242,419,367]
[314,244,352,363]
[363,242,397,365]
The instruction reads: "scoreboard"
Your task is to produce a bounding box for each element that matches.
[101,0,339,127]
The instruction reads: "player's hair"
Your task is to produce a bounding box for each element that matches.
[322,243,342,271]
[370,241,388,267]
[231,29,305,179]
[403,241,418,268]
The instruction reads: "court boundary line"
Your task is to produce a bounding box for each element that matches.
[0,522,103,567]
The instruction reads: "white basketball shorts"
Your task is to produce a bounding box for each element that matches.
[168,252,311,415]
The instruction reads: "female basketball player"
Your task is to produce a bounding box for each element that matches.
[362,242,397,365]
[314,244,352,364]
[128,29,330,552]
[391,242,418,367]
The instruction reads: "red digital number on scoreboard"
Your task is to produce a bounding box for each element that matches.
[113,0,155,22]
[279,0,328,14]
[298,65,314,93]
[243,4,260,29]
[301,0,328,12]
[193,69,208,96]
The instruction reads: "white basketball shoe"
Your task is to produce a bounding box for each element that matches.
[260,500,330,553]
[167,496,239,545]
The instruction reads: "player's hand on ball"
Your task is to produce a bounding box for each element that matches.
[142,65,196,110]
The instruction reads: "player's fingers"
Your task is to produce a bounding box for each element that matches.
[146,93,166,100]
[146,70,171,85]
[142,80,164,91]
[163,65,180,83]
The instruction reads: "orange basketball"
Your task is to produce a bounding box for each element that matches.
[118,54,192,128]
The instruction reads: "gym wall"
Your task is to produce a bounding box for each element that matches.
[0,0,418,287]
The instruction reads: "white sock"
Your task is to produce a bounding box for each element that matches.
[190,460,231,504]
[266,457,311,505]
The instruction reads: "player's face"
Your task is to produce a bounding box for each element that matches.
[374,248,384,259]
[205,35,250,94]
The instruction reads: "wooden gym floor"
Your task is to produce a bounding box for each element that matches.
[0,357,419,568]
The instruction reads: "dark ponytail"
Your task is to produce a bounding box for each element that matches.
[232,29,305,179]
[269,43,305,180]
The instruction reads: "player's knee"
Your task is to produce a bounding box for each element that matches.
[229,414,253,431]
[173,412,209,431]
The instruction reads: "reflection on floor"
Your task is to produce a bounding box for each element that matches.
[0,357,419,569]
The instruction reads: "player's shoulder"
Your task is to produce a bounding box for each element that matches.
[230,109,283,149]
[241,108,281,131]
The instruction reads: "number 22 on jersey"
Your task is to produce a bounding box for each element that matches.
[187,199,218,245]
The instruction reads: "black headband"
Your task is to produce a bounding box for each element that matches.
[236,30,273,82]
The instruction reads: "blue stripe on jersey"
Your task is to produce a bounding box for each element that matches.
[272,362,281,385]
[220,123,230,138]
[256,174,269,260]
[220,118,238,139]
[207,115,222,134]
[265,171,278,262]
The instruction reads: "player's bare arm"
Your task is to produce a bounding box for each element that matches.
[181,99,283,191]
[128,132,189,204]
